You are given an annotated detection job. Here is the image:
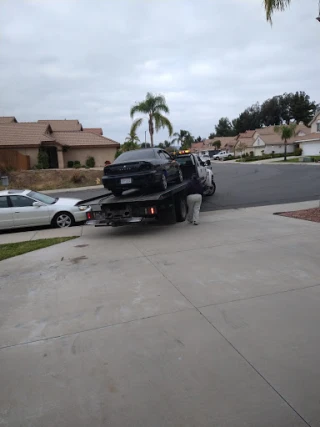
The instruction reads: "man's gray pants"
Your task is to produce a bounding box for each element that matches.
[187,194,202,224]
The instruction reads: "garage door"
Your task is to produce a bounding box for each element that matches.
[301,142,320,156]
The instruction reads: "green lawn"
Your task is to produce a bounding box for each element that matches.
[0,237,76,261]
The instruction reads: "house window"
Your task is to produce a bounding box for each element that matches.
[317,122,320,132]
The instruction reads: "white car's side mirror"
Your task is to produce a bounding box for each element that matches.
[33,201,42,207]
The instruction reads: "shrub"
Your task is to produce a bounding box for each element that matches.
[73,161,81,169]
[67,161,74,168]
[294,148,302,156]
[71,173,85,184]
[250,151,254,157]
[37,149,49,169]
[86,156,95,168]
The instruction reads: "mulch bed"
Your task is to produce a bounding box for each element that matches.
[275,207,320,223]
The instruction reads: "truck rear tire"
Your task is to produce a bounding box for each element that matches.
[175,196,187,222]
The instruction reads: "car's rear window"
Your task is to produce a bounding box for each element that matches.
[114,150,156,163]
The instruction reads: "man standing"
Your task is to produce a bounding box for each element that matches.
[186,174,204,225]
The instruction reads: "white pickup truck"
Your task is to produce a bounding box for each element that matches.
[212,151,233,161]
[174,152,216,196]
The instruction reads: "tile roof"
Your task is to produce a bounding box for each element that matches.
[203,136,237,148]
[191,141,207,151]
[0,117,17,123]
[237,130,255,139]
[294,133,320,142]
[0,123,55,147]
[38,119,82,132]
[257,134,296,145]
[254,124,311,137]
[53,132,120,148]
[83,128,103,135]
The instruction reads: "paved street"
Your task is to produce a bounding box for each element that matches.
[1,200,319,426]
[48,163,320,212]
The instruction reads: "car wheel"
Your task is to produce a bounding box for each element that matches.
[159,172,168,191]
[176,169,183,183]
[52,212,75,228]
[203,183,216,196]
[113,190,122,197]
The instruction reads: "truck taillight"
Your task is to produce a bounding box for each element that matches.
[145,206,157,215]
[86,212,93,220]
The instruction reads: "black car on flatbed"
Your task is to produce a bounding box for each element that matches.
[102,148,183,196]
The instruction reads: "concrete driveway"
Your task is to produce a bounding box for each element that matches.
[0,201,319,426]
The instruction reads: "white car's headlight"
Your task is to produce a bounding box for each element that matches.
[78,205,90,211]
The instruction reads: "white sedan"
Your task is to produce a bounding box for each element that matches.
[0,189,91,231]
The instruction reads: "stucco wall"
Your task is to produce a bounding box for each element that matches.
[264,144,295,155]
[63,147,117,168]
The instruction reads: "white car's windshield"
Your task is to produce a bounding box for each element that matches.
[27,191,56,205]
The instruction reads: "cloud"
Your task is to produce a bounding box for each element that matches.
[0,0,319,144]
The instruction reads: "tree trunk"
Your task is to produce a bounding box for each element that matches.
[149,115,154,148]
[284,139,287,161]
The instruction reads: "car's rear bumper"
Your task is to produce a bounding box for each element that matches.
[102,171,160,191]
[73,209,91,223]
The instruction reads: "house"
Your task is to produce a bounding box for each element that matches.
[240,124,311,156]
[192,137,237,154]
[0,117,120,169]
[234,130,255,155]
[294,111,320,156]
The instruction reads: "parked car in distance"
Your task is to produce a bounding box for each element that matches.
[0,189,90,231]
[212,151,233,161]
[102,148,183,196]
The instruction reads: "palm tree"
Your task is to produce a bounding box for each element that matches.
[264,0,291,23]
[125,129,140,145]
[130,92,173,148]
[172,129,190,146]
[274,123,297,161]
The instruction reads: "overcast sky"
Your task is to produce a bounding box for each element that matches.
[0,0,319,144]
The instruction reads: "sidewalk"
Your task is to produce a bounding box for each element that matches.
[228,156,320,165]
[1,200,319,426]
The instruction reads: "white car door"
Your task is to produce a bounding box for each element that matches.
[0,196,14,230]
[9,195,50,228]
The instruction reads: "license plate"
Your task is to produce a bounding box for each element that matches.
[121,178,132,184]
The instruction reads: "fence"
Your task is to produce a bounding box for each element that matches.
[0,149,30,170]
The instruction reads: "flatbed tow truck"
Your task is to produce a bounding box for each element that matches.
[83,150,215,227]
[83,182,188,227]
